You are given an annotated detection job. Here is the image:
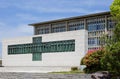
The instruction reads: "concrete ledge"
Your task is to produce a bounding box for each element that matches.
[0,66,72,73]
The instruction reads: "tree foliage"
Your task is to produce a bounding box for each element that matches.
[110,0,120,21]
[101,42,120,75]
[100,0,120,75]
[81,0,120,75]
[111,0,120,41]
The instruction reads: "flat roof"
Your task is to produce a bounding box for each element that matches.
[29,11,110,26]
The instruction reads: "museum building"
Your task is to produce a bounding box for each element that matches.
[2,11,115,68]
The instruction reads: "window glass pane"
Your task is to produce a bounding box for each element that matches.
[32,53,42,61]
[68,20,84,31]
[8,37,75,55]
[87,17,105,32]
[52,22,66,33]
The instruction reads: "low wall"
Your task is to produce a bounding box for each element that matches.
[0,72,92,79]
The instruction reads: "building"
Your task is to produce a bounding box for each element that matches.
[30,11,115,50]
[2,11,116,70]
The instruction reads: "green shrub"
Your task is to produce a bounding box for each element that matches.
[101,42,120,76]
[71,67,78,71]
[81,49,105,73]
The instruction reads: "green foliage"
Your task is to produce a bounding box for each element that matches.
[110,0,120,42]
[81,0,120,75]
[50,70,84,74]
[113,22,120,41]
[81,49,105,73]
[101,42,120,75]
[110,0,120,21]
[71,67,78,71]
[100,0,120,76]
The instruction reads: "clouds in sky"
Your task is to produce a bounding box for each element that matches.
[0,22,33,58]
[0,0,113,13]
[0,0,113,58]
[0,23,33,41]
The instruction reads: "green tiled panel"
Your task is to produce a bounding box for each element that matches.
[8,37,75,61]
[8,40,75,54]
[32,53,42,61]
[33,37,42,43]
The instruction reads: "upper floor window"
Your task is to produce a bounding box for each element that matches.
[52,22,66,33]
[87,17,105,32]
[88,37,101,46]
[68,20,84,31]
[35,25,50,34]
[107,16,116,30]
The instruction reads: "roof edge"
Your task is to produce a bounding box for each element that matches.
[29,11,110,26]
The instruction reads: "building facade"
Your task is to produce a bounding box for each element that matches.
[2,11,115,68]
[29,11,115,50]
[2,30,87,66]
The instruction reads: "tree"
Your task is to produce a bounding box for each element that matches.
[110,0,120,21]
[101,42,120,75]
[81,0,120,75]
[100,0,120,76]
[110,0,120,41]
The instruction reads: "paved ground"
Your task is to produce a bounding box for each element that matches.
[0,67,92,79]
[0,72,92,79]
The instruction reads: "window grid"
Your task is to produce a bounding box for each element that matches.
[88,37,102,46]
[87,17,105,32]
[8,40,75,55]
[107,16,116,30]
[68,20,84,31]
[36,25,50,34]
[52,22,66,33]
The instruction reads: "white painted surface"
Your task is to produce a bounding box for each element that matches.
[0,66,71,73]
[2,30,88,67]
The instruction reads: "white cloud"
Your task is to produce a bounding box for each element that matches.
[15,24,33,34]
[15,13,70,23]
[18,0,112,14]
[16,14,41,21]
[0,23,33,42]
[0,22,33,58]
[33,7,90,13]
[0,0,113,13]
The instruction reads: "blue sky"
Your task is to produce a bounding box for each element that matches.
[0,0,113,58]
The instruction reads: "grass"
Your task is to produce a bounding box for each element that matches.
[50,70,84,74]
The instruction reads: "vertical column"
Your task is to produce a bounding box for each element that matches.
[34,26,37,35]
[84,19,87,30]
[49,24,52,33]
[105,15,108,35]
[84,18,88,51]
[66,21,68,31]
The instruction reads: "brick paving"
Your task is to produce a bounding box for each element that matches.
[0,72,92,79]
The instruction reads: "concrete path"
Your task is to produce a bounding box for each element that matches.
[0,67,92,79]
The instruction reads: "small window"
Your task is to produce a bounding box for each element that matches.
[32,53,42,61]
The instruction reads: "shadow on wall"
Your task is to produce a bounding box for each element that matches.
[0,42,2,66]
[0,42,2,59]
[0,60,2,67]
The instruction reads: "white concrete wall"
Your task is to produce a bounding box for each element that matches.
[2,30,88,67]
